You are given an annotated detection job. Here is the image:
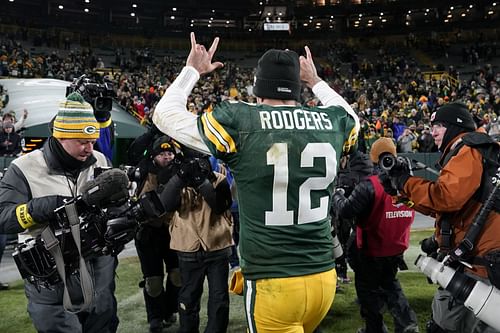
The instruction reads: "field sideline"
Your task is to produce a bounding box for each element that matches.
[0,230,437,332]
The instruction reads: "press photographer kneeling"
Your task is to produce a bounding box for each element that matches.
[0,93,134,333]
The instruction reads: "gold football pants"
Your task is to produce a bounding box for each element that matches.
[244,268,337,333]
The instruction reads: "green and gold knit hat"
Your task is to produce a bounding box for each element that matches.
[53,92,100,139]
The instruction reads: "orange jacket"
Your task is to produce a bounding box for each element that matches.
[402,131,500,278]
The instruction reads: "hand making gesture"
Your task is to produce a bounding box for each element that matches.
[186,32,224,76]
[299,45,322,89]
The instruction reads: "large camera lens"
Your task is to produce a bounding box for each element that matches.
[94,97,112,112]
[380,154,396,171]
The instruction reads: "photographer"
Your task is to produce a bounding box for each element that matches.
[134,136,181,333]
[160,150,233,333]
[332,138,418,333]
[333,149,374,285]
[382,102,500,333]
[0,93,118,333]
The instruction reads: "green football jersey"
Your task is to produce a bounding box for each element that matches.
[198,100,358,280]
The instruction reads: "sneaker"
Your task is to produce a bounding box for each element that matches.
[0,282,9,290]
[338,276,352,284]
[356,328,366,333]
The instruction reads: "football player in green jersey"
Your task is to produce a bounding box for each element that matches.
[153,32,359,333]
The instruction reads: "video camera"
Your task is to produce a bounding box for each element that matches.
[12,168,166,287]
[66,74,115,113]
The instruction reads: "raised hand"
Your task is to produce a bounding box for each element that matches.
[186,32,224,76]
[299,46,321,89]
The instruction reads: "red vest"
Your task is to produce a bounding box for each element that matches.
[356,175,415,257]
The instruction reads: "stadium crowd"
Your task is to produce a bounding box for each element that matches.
[1,25,500,333]
[1,32,499,155]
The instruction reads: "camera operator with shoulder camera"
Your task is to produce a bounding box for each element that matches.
[332,137,418,333]
[159,149,233,333]
[382,102,500,333]
[0,93,121,333]
[134,135,182,333]
[65,74,116,161]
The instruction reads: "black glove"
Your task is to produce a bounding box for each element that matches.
[102,216,137,256]
[388,157,411,191]
[157,161,179,185]
[331,188,346,217]
[378,172,398,196]
[28,195,72,225]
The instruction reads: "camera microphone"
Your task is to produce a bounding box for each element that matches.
[81,168,130,208]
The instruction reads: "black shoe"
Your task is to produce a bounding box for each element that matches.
[0,282,9,290]
[149,318,164,333]
[164,314,177,328]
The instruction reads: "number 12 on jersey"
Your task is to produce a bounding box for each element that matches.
[265,142,337,226]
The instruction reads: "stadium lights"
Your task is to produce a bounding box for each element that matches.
[170,16,175,19]
[130,12,135,17]
[58,4,63,9]
[84,8,89,12]
[9,0,14,2]
[488,10,494,14]
[172,7,177,11]
[132,4,137,8]
[84,0,90,3]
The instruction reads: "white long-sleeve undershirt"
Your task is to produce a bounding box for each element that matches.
[153,66,360,154]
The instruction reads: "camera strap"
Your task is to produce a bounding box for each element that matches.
[446,171,500,266]
[40,202,95,313]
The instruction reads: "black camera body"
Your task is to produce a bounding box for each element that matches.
[13,199,109,286]
[177,156,213,187]
[66,74,115,113]
[12,168,167,286]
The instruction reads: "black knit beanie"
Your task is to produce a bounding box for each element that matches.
[430,102,476,131]
[150,136,180,158]
[431,102,476,150]
[253,49,301,101]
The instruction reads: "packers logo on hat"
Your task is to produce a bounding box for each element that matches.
[53,92,100,139]
[83,125,98,135]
